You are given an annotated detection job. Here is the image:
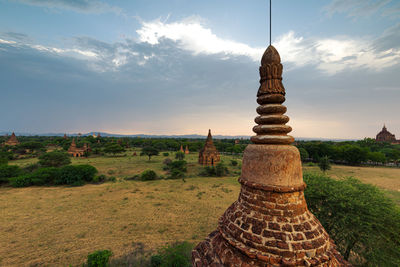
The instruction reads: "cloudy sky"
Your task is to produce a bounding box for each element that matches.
[1,0,399,139]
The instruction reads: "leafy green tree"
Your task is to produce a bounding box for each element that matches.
[104,143,126,156]
[380,148,400,161]
[38,151,71,167]
[0,156,8,165]
[318,155,331,173]
[175,151,185,160]
[140,146,159,161]
[232,145,243,154]
[340,145,368,165]
[367,151,386,164]
[215,161,229,177]
[304,173,400,266]
[20,141,44,151]
[0,151,13,162]
[298,148,309,162]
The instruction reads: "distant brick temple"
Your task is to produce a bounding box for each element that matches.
[376,125,400,144]
[185,145,190,154]
[192,46,348,266]
[4,132,19,146]
[198,130,220,166]
[67,139,90,157]
[180,145,184,153]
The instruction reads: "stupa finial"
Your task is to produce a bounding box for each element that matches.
[251,45,294,145]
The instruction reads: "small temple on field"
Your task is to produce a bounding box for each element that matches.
[192,45,349,266]
[67,139,90,157]
[180,145,184,153]
[376,125,400,144]
[4,132,19,146]
[185,145,190,154]
[198,129,220,166]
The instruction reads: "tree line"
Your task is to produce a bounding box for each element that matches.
[1,135,400,166]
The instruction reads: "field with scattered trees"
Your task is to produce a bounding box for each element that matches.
[1,135,400,266]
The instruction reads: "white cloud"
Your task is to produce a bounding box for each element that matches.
[136,18,263,61]
[0,38,16,44]
[136,18,400,75]
[31,44,98,58]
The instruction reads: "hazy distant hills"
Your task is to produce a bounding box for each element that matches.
[0,131,250,139]
[0,131,359,141]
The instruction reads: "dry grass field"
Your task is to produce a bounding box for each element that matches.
[1,151,400,266]
[0,177,240,266]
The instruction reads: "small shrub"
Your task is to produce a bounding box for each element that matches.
[150,255,162,267]
[163,152,169,157]
[185,185,198,191]
[9,175,33,187]
[166,160,187,180]
[0,165,23,184]
[141,170,158,181]
[87,250,112,267]
[0,156,8,165]
[163,158,172,165]
[230,160,238,166]
[318,156,331,173]
[198,166,216,177]
[151,242,192,267]
[124,174,140,181]
[23,163,40,173]
[199,162,228,177]
[38,151,71,167]
[108,176,117,182]
[169,169,185,180]
[56,164,98,186]
[175,151,185,160]
[215,162,228,177]
[30,167,61,185]
[93,174,107,183]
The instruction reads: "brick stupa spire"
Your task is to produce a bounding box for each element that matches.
[192,46,348,266]
[5,132,20,146]
[198,129,220,166]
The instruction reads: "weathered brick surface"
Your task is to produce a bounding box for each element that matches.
[192,181,349,266]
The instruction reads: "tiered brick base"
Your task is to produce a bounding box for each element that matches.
[192,181,348,266]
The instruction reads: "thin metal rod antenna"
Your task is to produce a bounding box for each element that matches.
[269,0,271,46]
